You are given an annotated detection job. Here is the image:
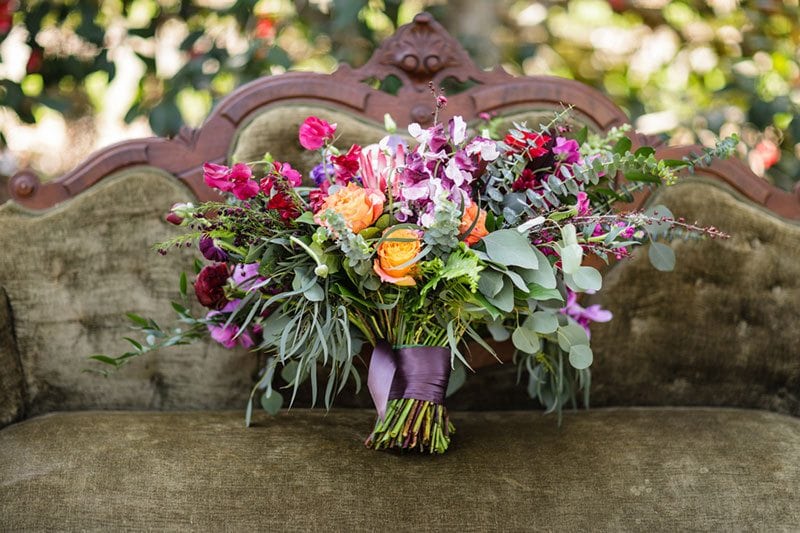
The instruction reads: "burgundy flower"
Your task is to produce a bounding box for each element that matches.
[194,263,229,309]
[267,191,300,221]
[298,116,336,150]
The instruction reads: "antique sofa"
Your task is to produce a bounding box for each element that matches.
[1,13,799,531]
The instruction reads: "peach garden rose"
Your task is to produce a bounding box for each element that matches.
[373,228,421,286]
[318,182,384,234]
[458,203,488,245]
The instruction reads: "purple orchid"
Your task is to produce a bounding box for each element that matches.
[560,290,613,338]
[232,263,266,291]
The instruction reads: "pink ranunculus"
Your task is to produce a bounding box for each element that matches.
[299,116,337,150]
[576,191,591,216]
[203,162,235,192]
[228,163,258,200]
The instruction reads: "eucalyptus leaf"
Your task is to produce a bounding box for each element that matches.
[648,241,676,272]
[531,311,558,334]
[559,243,583,274]
[572,266,602,291]
[512,326,541,354]
[487,319,511,342]
[568,344,593,370]
[303,283,325,302]
[486,278,514,313]
[482,230,540,269]
[557,323,590,351]
[560,224,578,246]
[477,269,504,298]
[445,362,466,398]
[260,389,283,415]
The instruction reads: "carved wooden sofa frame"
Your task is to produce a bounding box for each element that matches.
[2,13,799,530]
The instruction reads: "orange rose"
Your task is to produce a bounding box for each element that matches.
[373,228,421,286]
[459,203,488,245]
[319,182,384,233]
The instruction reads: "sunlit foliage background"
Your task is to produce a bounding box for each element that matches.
[0,0,798,190]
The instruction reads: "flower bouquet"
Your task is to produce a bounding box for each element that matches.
[92,94,736,454]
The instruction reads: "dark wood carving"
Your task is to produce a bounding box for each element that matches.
[5,11,799,224]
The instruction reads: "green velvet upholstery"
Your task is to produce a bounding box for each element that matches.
[2,409,798,530]
[0,169,253,423]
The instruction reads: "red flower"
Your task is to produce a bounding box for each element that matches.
[0,0,13,34]
[512,168,541,191]
[254,15,276,40]
[309,189,328,213]
[754,140,780,169]
[195,263,230,309]
[26,48,42,73]
[299,116,336,150]
[267,191,300,221]
[332,144,362,180]
[504,131,551,159]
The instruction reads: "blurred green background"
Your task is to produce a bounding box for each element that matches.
[0,0,798,190]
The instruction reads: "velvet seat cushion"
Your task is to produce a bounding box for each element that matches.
[2,409,798,530]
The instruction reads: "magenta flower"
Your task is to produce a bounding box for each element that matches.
[228,163,258,200]
[203,162,235,192]
[554,137,580,164]
[560,290,613,338]
[576,192,591,216]
[206,300,255,349]
[276,162,302,187]
[299,116,336,150]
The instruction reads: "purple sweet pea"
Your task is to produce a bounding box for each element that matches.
[309,163,336,186]
[232,263,266,291]
[560,290,613,338]
[199,235,228,262]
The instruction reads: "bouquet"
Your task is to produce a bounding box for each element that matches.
[92,92,736,454]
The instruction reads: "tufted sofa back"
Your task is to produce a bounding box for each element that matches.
[2,14,798,428]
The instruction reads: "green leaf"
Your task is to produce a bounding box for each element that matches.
[634,146,655,157]
[125,313,149,328]
[559,243,583,274]
[89,355,119,366]
[527,284,563,302]
[560,223,578,246]
[531,311,558,334]
[487,319,510,342]
[571,266,602,291]
[557,324,589,351]
[303,283,325,302]
[482,230,540,269]
[648,242,676,272]
[295,211,316,225]
[179,272,187,297]
[575,126,588,145]
[260,389,283,415]
[568,345,593,370]
[512,326,540,354]
[446,362,466,398]
[613,137,632,154]
[280,361,300,384]
[486,278,514,313]
[478,269,503,298]
[624,171,660,183]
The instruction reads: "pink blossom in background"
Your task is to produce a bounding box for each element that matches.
[299,116,337,150]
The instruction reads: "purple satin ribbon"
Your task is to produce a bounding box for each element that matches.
[367,342,451,420]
